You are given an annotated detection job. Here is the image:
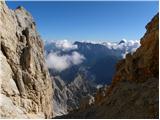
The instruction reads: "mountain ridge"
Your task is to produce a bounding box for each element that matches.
[45,37,140,116]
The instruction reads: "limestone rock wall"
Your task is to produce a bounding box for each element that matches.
[0,2,53,118]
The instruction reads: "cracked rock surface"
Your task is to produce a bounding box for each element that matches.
[0,2,53,118]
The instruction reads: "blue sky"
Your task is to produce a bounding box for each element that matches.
[7,1,158,42]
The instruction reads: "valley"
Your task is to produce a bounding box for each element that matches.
[45,39,140,116]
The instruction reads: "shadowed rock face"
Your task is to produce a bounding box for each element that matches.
[52,73,97,116]
[56,13,159,119]
[0,2,53,118]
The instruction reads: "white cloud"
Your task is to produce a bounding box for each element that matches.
[70,51,85,65]
[102,39,140,58]
[46,51,85,72]
[78,39,140,52]
[45,39,140,69]
[104,39,140,50]
[55,40,78,51]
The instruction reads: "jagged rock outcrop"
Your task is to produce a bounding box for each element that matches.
[56,13,159,119]
[111,13,159,87]
[0,2,53,118]
[52,73,97,116]
[52,76,68,116]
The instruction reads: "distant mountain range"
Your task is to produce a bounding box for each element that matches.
[45,39,140,85]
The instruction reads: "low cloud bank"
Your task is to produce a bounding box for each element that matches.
[46,51,85,72]
[102,39,140,58]
[55,40,78,51]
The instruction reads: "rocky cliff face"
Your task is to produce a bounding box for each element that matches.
[56,13,159,119]
[0,2,53,118]
[52,73,96,116]
[111,13,159,89]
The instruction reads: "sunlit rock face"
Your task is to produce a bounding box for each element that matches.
[112,13,159,85]
[55,13,159,119]
[0,2,53,118]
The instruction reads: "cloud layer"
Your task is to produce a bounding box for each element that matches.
[102,39,140,58]
[55,40,78,51]
[45,39,140,71]
[46,51,85,72]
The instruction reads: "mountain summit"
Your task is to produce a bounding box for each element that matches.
[118,39,127,44]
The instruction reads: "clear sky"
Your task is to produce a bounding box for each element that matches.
[7,1,158,42]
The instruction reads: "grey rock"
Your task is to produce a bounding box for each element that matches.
[52,73,97,117]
